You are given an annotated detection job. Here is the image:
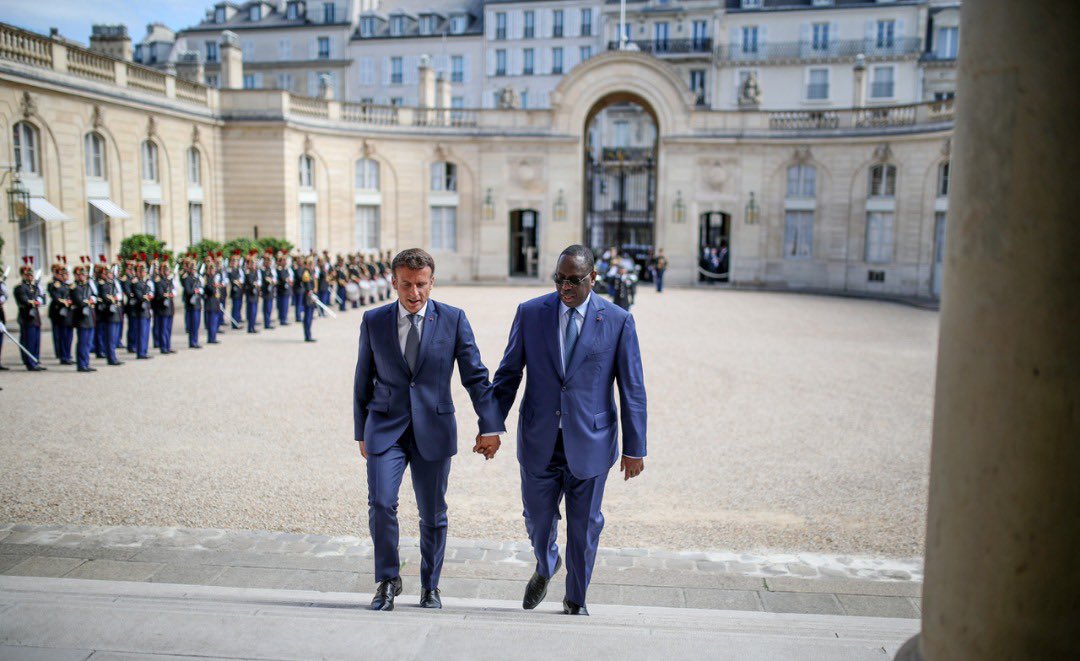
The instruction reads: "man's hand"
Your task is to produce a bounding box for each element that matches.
[358,441,367,460]
[473,434,501,460]
[620,456,644,481]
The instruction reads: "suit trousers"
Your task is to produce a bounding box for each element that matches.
[521,432,608,606]
[366,425,452,590]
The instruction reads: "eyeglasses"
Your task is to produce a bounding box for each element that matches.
[552,273,590,287]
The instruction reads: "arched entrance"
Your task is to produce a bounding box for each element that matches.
[508,208,539,277]
[583,94,658,276]
[699,211,730,282]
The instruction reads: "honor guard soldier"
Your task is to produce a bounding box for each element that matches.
[180,256,203,349]
[228,250,245,329]
[95,258,124,365]
[300,256,317,342]
[13,257,46,370]
[128,257,154,359]
[291,254,304,322]
[315,255,330,317]
[204,258,223,344]
[276,252,293,325]
[0,270,10,370]
[69,263,97,372]
[243,251,261,333]
[152,258,176,354]
[47,256,74,365]
[260,250,276,329]
[122,256,139,353]
[334,256,349,312]
[349,255,364,308]
[212,251,227,335]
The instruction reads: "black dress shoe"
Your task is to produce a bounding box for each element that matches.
[108,361,124,366]
[419,588,442,609]
[0,365,10,370]
[371,577,402,611]
[562,599,589,616]
[208,340,220,344]
[27,365,47,371]
[137,355,153,360]
[305,338,317,342]
[523,555,562,610]
[77,367,97,372]
[60,360,75,365]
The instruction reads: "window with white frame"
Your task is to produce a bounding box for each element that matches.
[520,91,529,109]
[784,211,813,259]
[355,205,379,250]
[692,20,708,49]
[937,161,950,197]
[187,147,201,185]
[215,7,225,22]
[742,0,762,7]
[205,74,219,87]
[391,56,403,83]
[876,19,895,49]
[323,2,336,23]
[355,158,379,190]
[249,5,261,21]
[553,10,564,37]
[580,8,592,36]
[318,36,331,59]
[299,203,316,252]
[299,155,314,188]
[451,15,467,34]
[451,55,464,82]
[495,49,507,76]
[278,72,293,90]
[205,41,219,63]
[613,121,630,148]
[689,70,706,105]
[552,47,563,74]
[430,162,457,191]
[869,164,897,197]
[451,96,464,109]
[741,26,759,53]
[806,68,829,100]
[865,212,895,263]
[419,16,433,35]
[812,22,830,50]
[85,133,106,179]
[189,203,203,244]
[278,38,291,60]
[579,45,592,62]
[523,48,534,75]
[390,15,404,35]
[495,12,507,40]
[141,141,159,182]
[936,26,958,58]
[787,165,816,198]
[360,17,376,36]
[243,73,257,89]
[870,65,895,98]
[143,203,161,237]
[13,121,40,175]
[524,10,535,38]
[430,206,457,251]
[286,2,299,20]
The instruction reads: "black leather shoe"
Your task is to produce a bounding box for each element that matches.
[562,599,589,616]
[27,365,47,371]
[60,360,75,365]
[419,588,442,609]
[77,367,97,372]
[208,340,220,344]
[190,345,202,349]
[137,355,152,360]
[108,361,124,366]
[305,338,317,342]
[0,365,10,370]
[523,555,562,610]
[371,576,402,611]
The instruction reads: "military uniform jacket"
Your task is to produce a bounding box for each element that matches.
[180,274,203,310]
[96,279,124,323]
[47,280,72,326]
[242,269,261,297]
[69,282,96,329]
[300,268,316,305]
[292,268,304,293]
[316,267,330,294]
[152,276,176,316]
[229,267,245,298]
[205,272,223,306]
[14,282,44,326]
[275,267,292,295]
[128,278,153,317]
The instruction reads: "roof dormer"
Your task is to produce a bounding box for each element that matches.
[285,0,306,21]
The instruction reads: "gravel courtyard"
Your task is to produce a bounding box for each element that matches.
[0,285,937,558]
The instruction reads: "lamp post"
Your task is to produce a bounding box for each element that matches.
[5,168,30,224]
[744,191,759,225]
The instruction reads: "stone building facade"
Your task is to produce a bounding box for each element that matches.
[1,22,953,300]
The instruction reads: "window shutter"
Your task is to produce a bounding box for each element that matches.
[329,36,337,58]
[486,12,495,40]
[568,8,579,38]
[486,50,495,76]
[463,54,471,83]
[382,57,391,85]
[405,55,417,84]
[896,18,905,38]
[512,11,523,40]
[541,10,552,39]
[864,20,875,45]
[729,27,738,51]
[760,25,767,48]
[309,38,317,59]
[800,22,809,44]
[831,22,840,42]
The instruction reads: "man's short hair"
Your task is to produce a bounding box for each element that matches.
[558,244,595,272]
[392,248,436,275]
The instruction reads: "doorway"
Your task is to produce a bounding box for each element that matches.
[699,211,730,282]
[509,209,539,277]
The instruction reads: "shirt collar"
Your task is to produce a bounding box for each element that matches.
[559,291,591,319]
[398,300,429,320]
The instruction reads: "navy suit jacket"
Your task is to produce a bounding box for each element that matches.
[492,292,647,480]
[353,299,502,461]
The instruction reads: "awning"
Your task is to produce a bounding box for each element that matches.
[28,197,71,222]
[88,198,131,219]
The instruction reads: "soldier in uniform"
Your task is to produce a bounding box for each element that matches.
[291,253,304,322]
[300,256,317,342]
[123,256,139,353]
[128,258,154,359]
[228,250,245,329]
[204,258,223,344]
[180,257,203,349]
[47,256,74,365]
[95,258,124,365]
[349,255,364,308]
[151,258,176,354]
[69,263,97,372]
[334,255,349,312]
[275,252,292,325]
[243,251,261,334]
[0,269,10,370]
[13,258,46,370]
[259,250,276,329]
[314,254,329,317]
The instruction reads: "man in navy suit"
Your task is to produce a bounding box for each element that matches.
[354,248,504,611]
[492,244,647,616]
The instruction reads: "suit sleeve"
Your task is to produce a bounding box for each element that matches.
[454,310,504,434]
[491,303,526,421]
[353,313,376,442]
[615,313,648,458]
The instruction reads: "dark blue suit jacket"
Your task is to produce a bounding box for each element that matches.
[493,292,647,480]
[353,299,502,460]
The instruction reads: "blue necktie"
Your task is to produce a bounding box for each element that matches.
[563,308,578,372]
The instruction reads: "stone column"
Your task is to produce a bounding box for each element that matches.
[852,54,866,108]
[436,72,451,125]
[417,55,435,125]
[898,2,1080,659]
[219,31,243,90]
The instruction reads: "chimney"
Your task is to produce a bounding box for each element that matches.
[853,53,867,108]
[219,30,243,89]
[418,54,435,108]
[89,24,133,61]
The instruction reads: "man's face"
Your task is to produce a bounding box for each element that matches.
[75,270,86,283]
[554,255,596,308]
[393,266,434,314]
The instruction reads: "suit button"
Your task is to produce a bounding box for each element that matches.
[561,387,567,392]
[410,382,415,388]
[556,410,561,416]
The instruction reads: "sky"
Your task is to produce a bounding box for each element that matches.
[1,0,210,46]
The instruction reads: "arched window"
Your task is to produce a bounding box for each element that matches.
[187,147,202,185]
[355,158,380,190]
[141,140,159,182]
[13,121,40,175]
[430,161,456,191]
[869,164,896,198]
[84,132,106,179]
[937,161,949,198]
[786,164,816,198]
[299,155,314,188]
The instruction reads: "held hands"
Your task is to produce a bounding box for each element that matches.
[620,456,644,481]
[473,434,501,460]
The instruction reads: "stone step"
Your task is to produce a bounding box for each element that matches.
[0,576,918,661]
